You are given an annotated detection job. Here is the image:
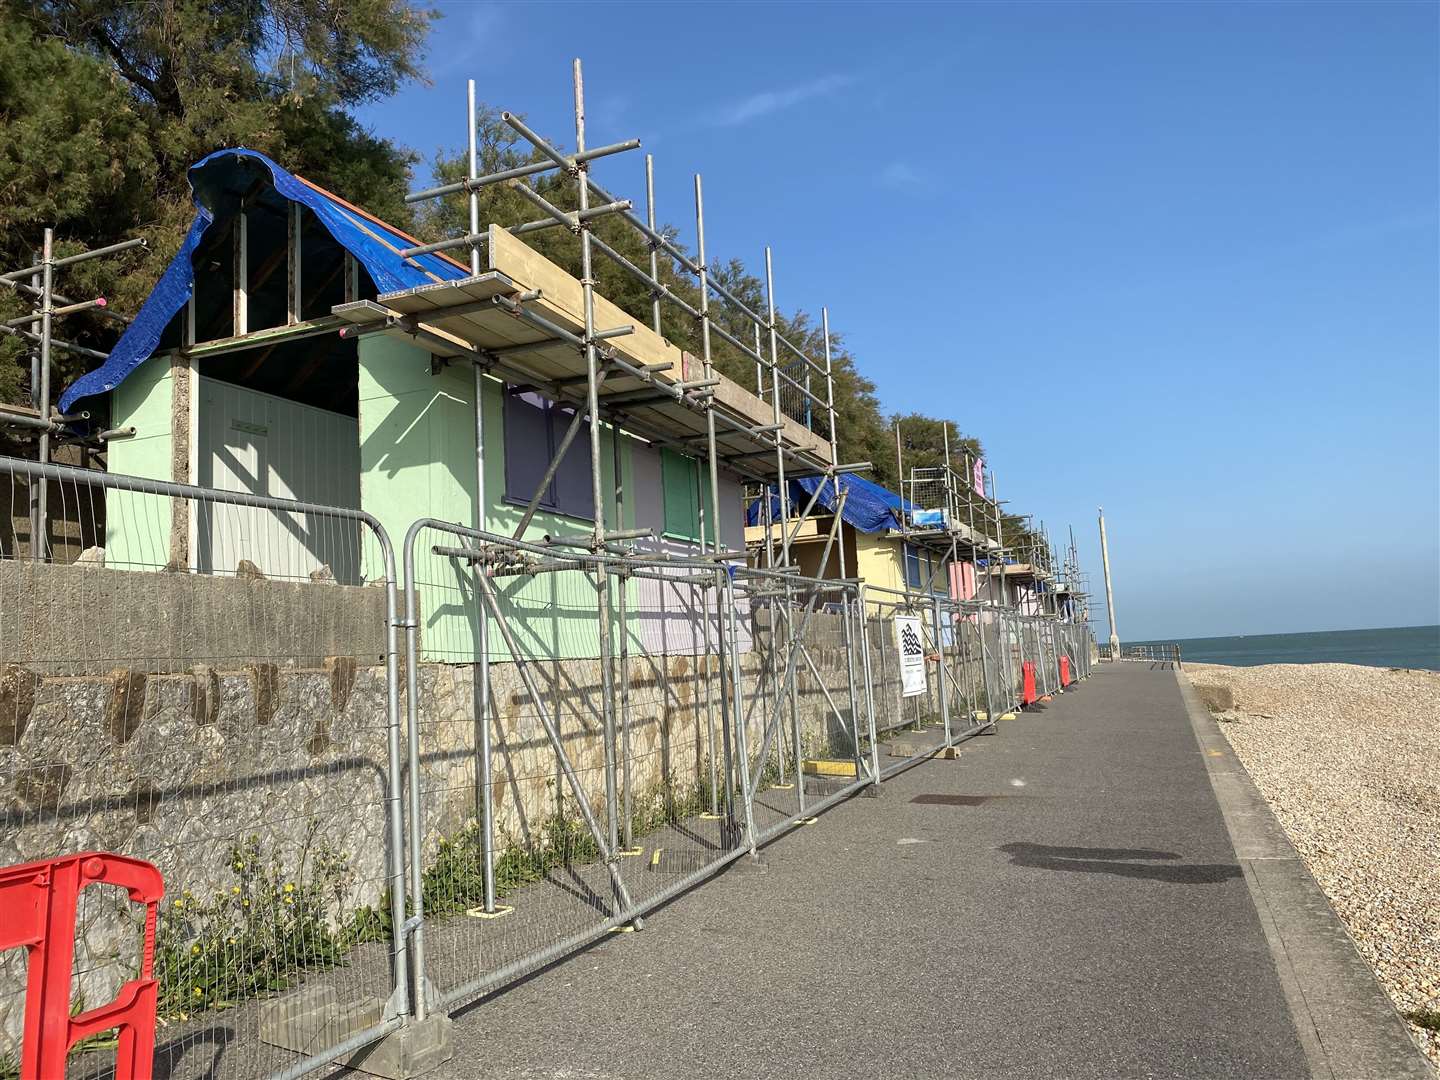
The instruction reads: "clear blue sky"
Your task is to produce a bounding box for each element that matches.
[355,0,1440,640]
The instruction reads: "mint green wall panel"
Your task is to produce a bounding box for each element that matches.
[105,355,174,569]
[358,336,628,662]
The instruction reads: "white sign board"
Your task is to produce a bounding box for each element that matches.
[893,615,929,698]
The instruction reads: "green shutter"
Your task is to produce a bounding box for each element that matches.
[661,448,700,541]
[660,449,722,544]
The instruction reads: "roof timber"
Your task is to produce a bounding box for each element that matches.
[329,228,832,479]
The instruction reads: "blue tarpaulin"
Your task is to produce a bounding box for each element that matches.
[745,473,916,535]
[60,148,468,412]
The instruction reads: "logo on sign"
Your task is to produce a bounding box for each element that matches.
[893,615,929,698]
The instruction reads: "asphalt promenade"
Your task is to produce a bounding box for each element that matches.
[402,663,1424,1080]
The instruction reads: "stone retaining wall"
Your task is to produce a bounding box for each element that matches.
[0,559,388,677]
[0,608,869,1056]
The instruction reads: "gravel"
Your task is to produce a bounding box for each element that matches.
[1188,661,1440,1074]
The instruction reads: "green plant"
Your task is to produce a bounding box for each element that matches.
[153,835,374,1019]
[1405,1008,1440,1033]
[421,811,607,917]
[625,770,713,839]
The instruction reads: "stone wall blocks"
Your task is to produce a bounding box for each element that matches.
[189,666,221,726]
[247,663,280,727]
[0,665,40,746]
[12,763,73,817]
[104,670,147,744]
[325,656,357,715]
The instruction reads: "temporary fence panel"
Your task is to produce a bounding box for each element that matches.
[394,523,872,1018]
[0,456,408,1080]
[737,572,872,839]
[940,600,999,735]
[2,453,1104,1079]
[856,585,955,778]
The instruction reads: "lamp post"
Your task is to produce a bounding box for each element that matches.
[1098,506,1120,654]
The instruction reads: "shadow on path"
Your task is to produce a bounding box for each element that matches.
[999,842,1242,884]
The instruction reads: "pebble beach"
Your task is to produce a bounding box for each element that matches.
[1187,661,1440,1072]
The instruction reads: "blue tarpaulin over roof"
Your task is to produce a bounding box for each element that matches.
[60,148,468,411]
[745,473,916,535]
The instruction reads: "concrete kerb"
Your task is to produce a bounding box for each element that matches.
[1175,668,1433,1080]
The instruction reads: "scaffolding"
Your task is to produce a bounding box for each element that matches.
[337,60,875,928]
[897,422,1003,552]
[888,418,1010,613]
[0,60,1109,1080]
[890,417,1095,641]
[0,230,146,555]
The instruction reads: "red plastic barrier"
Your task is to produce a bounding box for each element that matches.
[1060,655,1072,687]
[0,852,163,1080]
[1021,661,1037,705]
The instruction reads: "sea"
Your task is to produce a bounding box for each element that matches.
[1132,625,1440,671]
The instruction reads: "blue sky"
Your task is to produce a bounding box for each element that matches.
[355,0,1439,640]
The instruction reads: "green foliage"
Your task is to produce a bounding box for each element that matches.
[153,835,378,1019]
[627,776,711,837]
[0,0,434,406]
[1405,1008,1440,1033]
[422,813,604,917]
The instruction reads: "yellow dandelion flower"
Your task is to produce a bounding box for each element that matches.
[192,987,203,998]
[283,883,294,893]
[242,899,250,907]
[283,896,294,905]
[173,899,184,909]
[190,945,201,956]
[231,886,241,895]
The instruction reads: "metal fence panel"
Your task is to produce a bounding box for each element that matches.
[2,452,1104,1077]
[0,456,407,1080]
[855,585,955,779]
[737,571,872,839]
[394,524,873,1016]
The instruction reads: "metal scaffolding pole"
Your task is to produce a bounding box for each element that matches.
[1,230,145,555]
[35,230,52,557]
[471,361,497,917]
[693,173,736,833]
[572,61,630,926]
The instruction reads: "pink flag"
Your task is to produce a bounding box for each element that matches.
[972,457,985,496]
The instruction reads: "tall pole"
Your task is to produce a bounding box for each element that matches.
[1098,506,1120,653]
[467,80,480,276]
[646,156,661,335]
[466,77,497,917]
[573,60,625,898]
[36,228,54,561]
[27,255,40,552]
[694,174,735,835]
[763,247,798,794]
[893,420,904,509]
[989,466,1007,609]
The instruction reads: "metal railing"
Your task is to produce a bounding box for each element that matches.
[1098,643,1183,667]
[0,456,409,1080]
